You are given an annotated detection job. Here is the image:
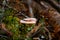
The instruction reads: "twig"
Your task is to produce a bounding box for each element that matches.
[27,0,34,17]
[44,27,52,40]
[1,23,12,36]
[34,0,60,13]
[2,0,29,18]
[44,0,60,13]
[0,35,8,38]
[26,23,41,37]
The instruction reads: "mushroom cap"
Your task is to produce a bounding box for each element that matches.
[20,18,37,24]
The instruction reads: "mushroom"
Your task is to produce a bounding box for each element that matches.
[20,18,37,24]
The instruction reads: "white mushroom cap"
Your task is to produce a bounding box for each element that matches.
[20,18,37,24]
